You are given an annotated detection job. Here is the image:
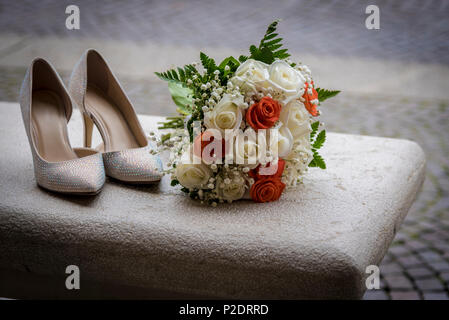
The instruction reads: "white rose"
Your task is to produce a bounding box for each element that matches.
[269,125,294,158]
[175,162,212,190]
[234,130,263,168]
[204,93,245,134]
[216,174,246,202]
[280,100,311,141]
[230,59,269,92]
[268,60,305,100]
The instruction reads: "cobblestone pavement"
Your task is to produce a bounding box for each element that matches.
[321,93,449,300]
[0,0,448,300]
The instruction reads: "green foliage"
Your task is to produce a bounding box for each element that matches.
[170,179,179,186]
[200,52,217,74]
[180,187,189,193]
[161,133,172,144]
[309,122,327,170]
[158,116,184,130]
[167,81,194,115]
[155,64,199,85]
[238,55,249,63]
[309,151,326,169]
[218,56,240,78]
[199,52,241,83]
[249,20,290,64]
[156,50,242,132]
[316,88,340,103]
[250,46,274,64]
[313,130,326,149]
[310,121,320,140]
[189,190,199,199]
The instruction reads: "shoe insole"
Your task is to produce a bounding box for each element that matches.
[85,85,140,152]
[31,90,78,162]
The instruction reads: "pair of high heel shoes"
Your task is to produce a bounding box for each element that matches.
[19,49,162,195]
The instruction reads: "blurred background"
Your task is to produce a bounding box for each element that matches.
[0,0,448,300]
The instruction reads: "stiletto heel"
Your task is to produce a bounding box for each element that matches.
[83,113,94,149]
[19,58,106,195]
[69,49,162,184]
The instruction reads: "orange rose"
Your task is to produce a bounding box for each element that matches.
[250,177,286,203]
[249,159,285,179]
[246,96,281,130]
[193,130,225,162]
[303,82,319,117]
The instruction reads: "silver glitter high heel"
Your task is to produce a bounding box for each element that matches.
[69,49,162,184]
[19,58,106,195]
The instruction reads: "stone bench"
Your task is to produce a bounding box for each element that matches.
[0,102,425,299]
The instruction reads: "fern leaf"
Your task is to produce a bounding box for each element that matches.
[249,45,258,56]
[239,55,249,63]
[155,71,174,82]
[265,20,279,36]
[263,38,283,47]
[316,88,340,102]
[268,44,283,51]
[263,33,278,41]
[273,48,290,59]
[251,47,274,64]
[309,151,326,169]
[177,67,185,82]
[310,121,320,139]
[249,20,290,64]
[170,70,179,81]
[200,52,217,74]
[313,130,326,149]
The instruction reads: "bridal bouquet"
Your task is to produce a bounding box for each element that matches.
[155,20,339,205]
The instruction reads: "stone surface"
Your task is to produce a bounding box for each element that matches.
[1,0,448,300]
[406,267,434,279]
[422,292,449,300]
[0,102,426,299]
[415,279,445,291]
[389,291,421,300]
[380,262,403,275]
[397,256,423,268]
[362,290,389,300]
[383,275,414,290]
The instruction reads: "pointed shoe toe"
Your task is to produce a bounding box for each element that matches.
[102,146,163,184]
